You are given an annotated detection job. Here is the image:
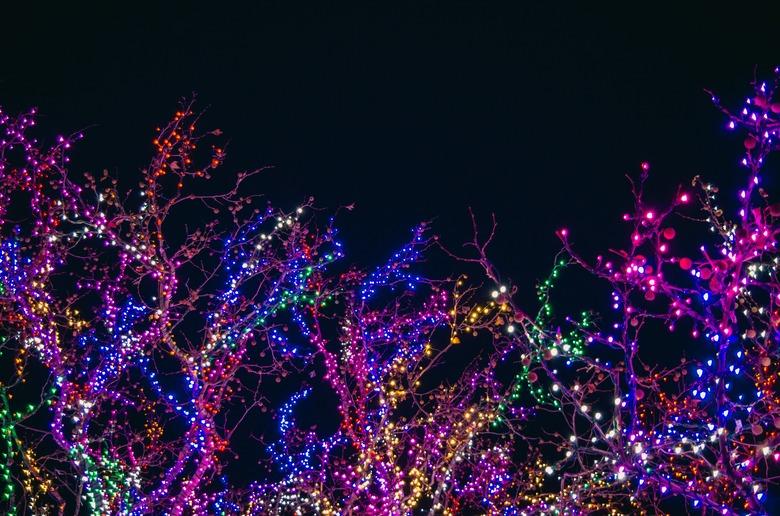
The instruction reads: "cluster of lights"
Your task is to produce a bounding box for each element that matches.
[1,73,780,514]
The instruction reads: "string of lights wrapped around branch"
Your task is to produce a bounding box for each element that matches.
[0,70,779,514]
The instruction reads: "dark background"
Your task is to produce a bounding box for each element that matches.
[3,2,779,293]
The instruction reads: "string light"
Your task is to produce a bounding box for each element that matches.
[0,71,779,513]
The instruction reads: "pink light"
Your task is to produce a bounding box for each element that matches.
[679,193,689,203]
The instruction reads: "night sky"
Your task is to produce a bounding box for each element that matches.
[3,2,779,301]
